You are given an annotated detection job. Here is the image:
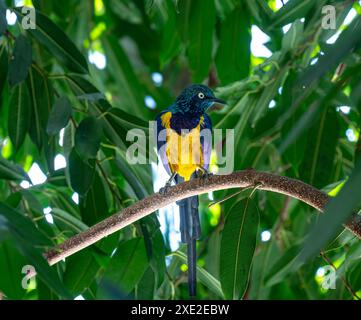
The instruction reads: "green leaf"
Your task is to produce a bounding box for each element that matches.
[0,202,51,246]
[27,65,54,151]
[0,239,27,299]
[0,44,8,100]
[251,67,289,125]
[8,83,30,150]
[8,35,32,87]
[0,156,29,181]
[264,243,302,286]
[0,0,6,34]
[299,107,339,188]
[65,75,128,150]
[184,0,216,82]
[216,3,251,84]
[17,240,72,299]
[135,266,156,300]
[68,147,95,196]
[14,8,88,74]
[46,97,72,135]
[100,237,149,295]
[282,19,303,52]
[75,116,102,159]
[271,0,314,28]
[173,251,225,299]
[298,17,361,88]
[51,208,89,233]
[108,108,149,131]
[220,197,259,300]
[79,171,109,226]
[160,0,181,66]
[299,158,361,263]
[63,248,100,294]
[101,35,146,114]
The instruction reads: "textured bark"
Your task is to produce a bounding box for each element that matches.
[44,170,361,265]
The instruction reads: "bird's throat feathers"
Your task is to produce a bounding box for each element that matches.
[161,111,204,135]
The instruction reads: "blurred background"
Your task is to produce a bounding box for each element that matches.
[0,0,361,300]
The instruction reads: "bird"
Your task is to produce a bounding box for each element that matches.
[155,84,226,296]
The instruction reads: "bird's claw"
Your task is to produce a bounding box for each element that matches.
[159,183,171,195]
[197,169,213,183]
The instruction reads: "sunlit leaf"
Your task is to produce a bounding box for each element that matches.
[220,197,259,300]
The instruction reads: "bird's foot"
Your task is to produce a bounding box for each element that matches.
[159,183,171,195]
[197,167,213,183]
[159,173,177,195]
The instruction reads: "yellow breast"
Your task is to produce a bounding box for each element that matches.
[161,112,204,181]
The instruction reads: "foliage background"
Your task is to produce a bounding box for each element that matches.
[0,0,361,300]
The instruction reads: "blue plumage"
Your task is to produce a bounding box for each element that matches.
[155,84,225,296]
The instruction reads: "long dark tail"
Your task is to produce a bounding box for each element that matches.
[176,175,201,297]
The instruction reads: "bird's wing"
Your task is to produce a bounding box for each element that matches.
[156,111,172,176]
[200,114,212,170]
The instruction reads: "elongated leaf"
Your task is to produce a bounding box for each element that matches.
[252,67,289,125]
[299,107,339,188]
[17,240,72,299]
[68,147,95,196]
[75,116,102,159]
[271,0,314,28]
[0,156,29,181]
[0,0,6,34]
[0,44,7,100]
[27,65,54,151]
[100,237,148,295]
[299,158,361,263]
[149,229,166,288]
[0,202,50,246]
[136,266,156,300]
[101,35,145,114]
[216,3,251,84]
[264,243,302,286]
[79,172,109,226]
[160,0,181,66]
[63,248,100,294]
[14,8,88,74]
[220,197,259,300]
[108,108,149,131]
[46,97,72,135]
[0,239,27,299]
[65,75,131,150]
[8,83,30,149]
[298,17,361,88]
[173,251,225,299]
[51,208,88,233]
[184,0,216,82]
[282,19,303,52]
[8,35,32,87]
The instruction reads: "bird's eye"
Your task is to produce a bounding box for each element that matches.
[198,92,205,99]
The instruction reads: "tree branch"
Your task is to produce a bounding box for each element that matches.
[44,170,361,265]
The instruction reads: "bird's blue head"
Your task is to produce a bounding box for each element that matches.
[173,84,226,115]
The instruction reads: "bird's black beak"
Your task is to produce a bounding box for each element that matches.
[208,97,226,111]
